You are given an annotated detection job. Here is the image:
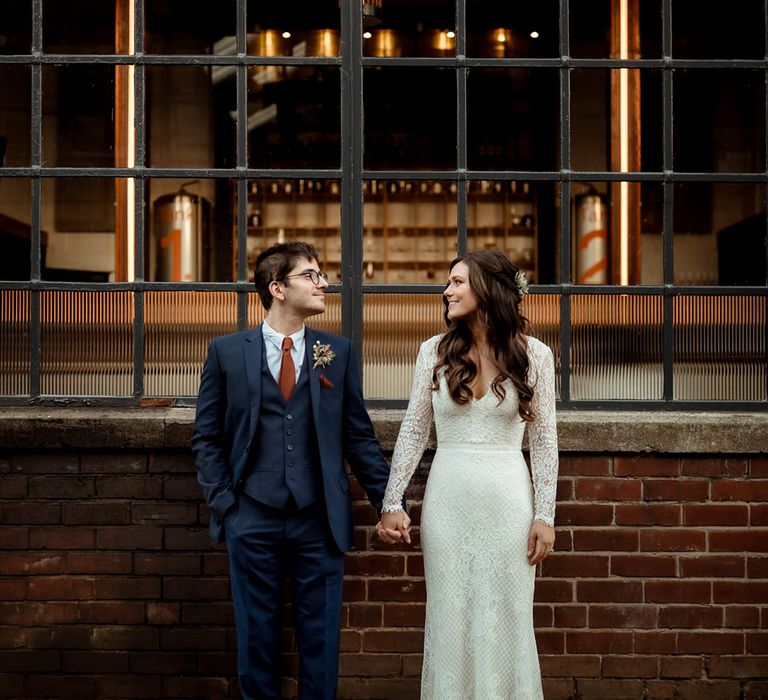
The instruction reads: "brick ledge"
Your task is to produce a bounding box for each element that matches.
[0,407,765,454]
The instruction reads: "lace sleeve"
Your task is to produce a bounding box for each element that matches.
[527,339,559,526]
[382,336,438,512]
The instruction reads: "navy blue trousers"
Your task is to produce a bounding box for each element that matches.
[225,494,345,700]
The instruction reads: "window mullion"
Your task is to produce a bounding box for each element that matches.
[340,0,364,357]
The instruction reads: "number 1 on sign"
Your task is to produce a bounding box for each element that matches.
[160,228,182,281]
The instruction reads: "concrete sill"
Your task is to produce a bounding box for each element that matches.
[0,407,766,454]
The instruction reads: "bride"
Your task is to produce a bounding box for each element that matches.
[377,249,558,699]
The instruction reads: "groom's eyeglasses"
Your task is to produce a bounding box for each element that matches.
[282,270,329,286]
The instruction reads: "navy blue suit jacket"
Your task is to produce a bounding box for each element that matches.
[191,325,390,551]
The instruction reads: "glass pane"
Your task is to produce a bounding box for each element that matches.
[147,178,236,283]
[0,177,33,281]
[674,296,766,401]
[43,0,115,54]
[674,69,765,174]
[145,291,237,397]
[247,1,340,57]
[0,0,31,54]
[246,178,341,284]
[247,68,340,169]
[363,2,454,58]
[468,69,559,172]
[147,66,216,169]
[571,0,662,59]
[42,65,115,167]
[363,179,457,285]
[364,68,456,171]
[0,290,30,396]
[0,66,30,168]
[638,182,665,285]
[467,1,559,58]
[525,293,561,400]
[673,183,766,287]
[363,293,445,399]
[247,291,340,334]
[571,181,663,285]
[469,180,555,286]
[42,178,120,283]
[212,65,237,170]
[571,69,662,173]
[40,291,133,396]
[673,1,764,59]
[146,0,236,54]
[571,294,664,400]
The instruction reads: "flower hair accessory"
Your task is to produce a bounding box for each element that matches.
[514,270,530,296]
[312,341,336,370]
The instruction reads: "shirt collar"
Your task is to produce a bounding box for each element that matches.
[262,319,305,349]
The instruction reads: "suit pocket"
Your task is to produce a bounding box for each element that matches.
[252,462,280,472]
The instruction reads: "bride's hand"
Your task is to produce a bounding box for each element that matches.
[376,510,412,545]
[527,519,555,566]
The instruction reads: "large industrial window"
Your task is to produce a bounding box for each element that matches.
[0,0,766,408]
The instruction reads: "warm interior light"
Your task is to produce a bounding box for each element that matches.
[434,30,454,52]
[320,29,335,56]
[496,30,507,43]
[530,31,539,39]
[281,31,291,39]
[126,0,135,282]
[375,29,399,56]
[619,0,629,286]
[363,31,372,39]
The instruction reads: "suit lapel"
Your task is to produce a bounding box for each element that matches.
[304,327,322,434]
[244,325,263,442]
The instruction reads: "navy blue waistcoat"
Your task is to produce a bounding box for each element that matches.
[242,340,321,510]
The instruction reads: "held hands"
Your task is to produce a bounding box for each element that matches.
[527,519,555,566]
[376,509,412,545]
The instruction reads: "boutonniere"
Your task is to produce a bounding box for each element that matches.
[312,341,336,370]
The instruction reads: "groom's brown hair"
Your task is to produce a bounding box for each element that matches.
[254,241,320,310]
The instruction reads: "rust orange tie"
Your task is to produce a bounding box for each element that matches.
[278,337,295,402]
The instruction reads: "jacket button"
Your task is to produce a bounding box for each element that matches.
[287,445,294,451]
[286,414,293,420]
[287,429,294,436]
[287,460,294,467]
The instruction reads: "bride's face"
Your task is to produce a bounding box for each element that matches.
[444,261,480,321]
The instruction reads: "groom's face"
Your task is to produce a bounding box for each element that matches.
[281,257,328,318]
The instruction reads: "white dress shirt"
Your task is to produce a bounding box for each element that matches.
[262,320,305,384]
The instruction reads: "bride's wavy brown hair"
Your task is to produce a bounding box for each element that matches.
[433,250,535,421]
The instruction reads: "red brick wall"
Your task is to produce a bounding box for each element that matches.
[1,450,766,699]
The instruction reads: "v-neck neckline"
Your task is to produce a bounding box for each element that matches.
[470,385,492,402]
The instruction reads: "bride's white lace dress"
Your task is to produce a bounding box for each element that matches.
[383,334,558,700]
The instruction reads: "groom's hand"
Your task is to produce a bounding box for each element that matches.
[376,510,411,545]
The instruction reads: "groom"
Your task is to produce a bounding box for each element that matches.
[191,242,391,699]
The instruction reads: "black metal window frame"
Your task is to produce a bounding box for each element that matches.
[0,0,766,410]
